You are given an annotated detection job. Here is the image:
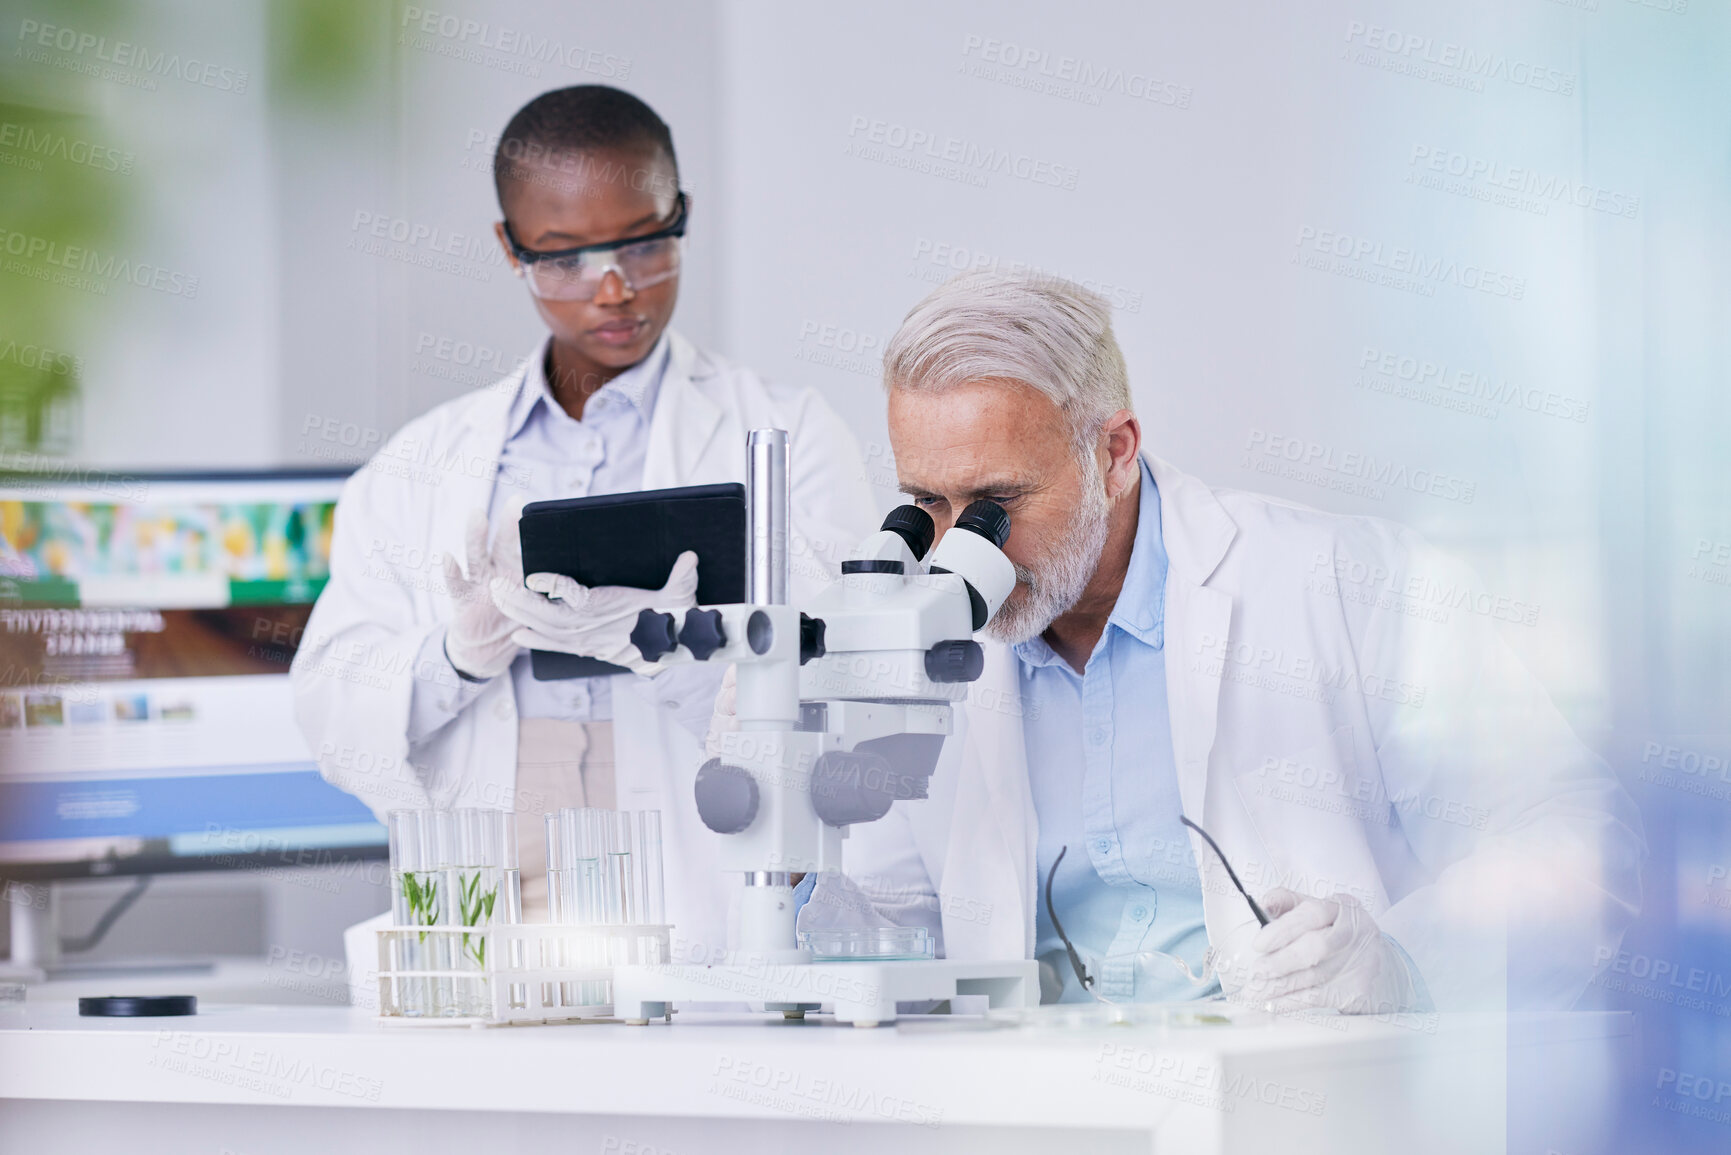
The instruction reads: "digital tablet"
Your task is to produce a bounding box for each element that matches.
[516,482,747,679]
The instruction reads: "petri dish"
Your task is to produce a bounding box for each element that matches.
[799,926,935,961]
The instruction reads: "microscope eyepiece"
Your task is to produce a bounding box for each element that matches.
[926,500,1017,632]
[880,505,936,560]
[955,500,1010,549]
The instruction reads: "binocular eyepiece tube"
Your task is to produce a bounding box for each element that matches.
[856,501,1016,633]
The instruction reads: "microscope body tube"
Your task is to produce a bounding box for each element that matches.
[738,425,796,722]
[746,429,789,606]
[736,429,811,958]
[740,429,795,730]
[739,872,799,958]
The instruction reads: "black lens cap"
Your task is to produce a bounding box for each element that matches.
[79,995,197,1017]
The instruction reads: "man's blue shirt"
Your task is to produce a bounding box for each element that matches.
[1019,459,1215,1003]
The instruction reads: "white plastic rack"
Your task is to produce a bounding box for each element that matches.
[375,921,672,1027]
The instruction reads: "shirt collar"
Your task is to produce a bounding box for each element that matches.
[1107,458,1166,648]
[1013,458,1166,671]
[505,332,671,440]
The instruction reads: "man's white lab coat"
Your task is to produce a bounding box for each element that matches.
[843,455,1643,1010]
[293,332,878,959]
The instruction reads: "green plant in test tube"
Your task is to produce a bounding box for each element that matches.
[458,870,499,966]
[400,871,440,941]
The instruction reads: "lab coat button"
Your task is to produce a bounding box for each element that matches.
[665,699,681,711]
[1095,838,1111,854]
[493,701,513,720]
[1089,727,1107,746]
[1131,905,1148,920]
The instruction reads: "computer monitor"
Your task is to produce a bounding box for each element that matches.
[0,469,386,893]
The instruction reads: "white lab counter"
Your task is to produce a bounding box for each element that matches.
[0,995,1628,1155]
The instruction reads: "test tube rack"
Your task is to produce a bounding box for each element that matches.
[374,921,673,1027]
[378,805,670,1027]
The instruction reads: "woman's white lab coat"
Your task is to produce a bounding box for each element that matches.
[842,455,1644,1010]
[293,332,878,960]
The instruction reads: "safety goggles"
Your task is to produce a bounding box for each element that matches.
[501,192,687,302]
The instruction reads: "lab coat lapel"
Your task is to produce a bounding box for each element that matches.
[1147,456,1237,825]
[948,642,1036,959]
[439,359,530,562]
[642,331,728,490]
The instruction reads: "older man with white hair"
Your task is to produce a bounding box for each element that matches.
[829,271,1642,1013]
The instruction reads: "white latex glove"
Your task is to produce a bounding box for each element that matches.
[704,663,738,758]
[493,551,700,675]
[1214,888,1422,1015]
[440,508,524,680]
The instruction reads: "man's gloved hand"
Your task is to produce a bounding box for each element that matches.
[493,551,700,675]
[441,508,525,680]
[1212,888,1423,1015]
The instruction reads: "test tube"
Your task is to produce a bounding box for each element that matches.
[483,811,521,1009]
[453,809,478,867]
[543,812,563,1009]
[634,811,665,926]
[425,809,456,876]
[571,813,598,928]
[544,813,565,921]
[558,808,586,1007]
[607,810,635,926]
[446,810,483,1010]
[386,811,425,1016]
[493,811,520,925]
[387,810,423,924]
[578,809,604,925]
[420,809,456,1015]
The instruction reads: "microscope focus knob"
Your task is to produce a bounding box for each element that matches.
[630,609,679,663]
[925,638,985,683]
[678,608,727,661]
[799,612,827,664]
[694,759,759,835]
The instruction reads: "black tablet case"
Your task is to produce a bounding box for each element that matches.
[516,482,747,679]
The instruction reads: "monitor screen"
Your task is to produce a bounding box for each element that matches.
[0,469,386,880]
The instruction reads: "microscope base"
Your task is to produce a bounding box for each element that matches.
[612,957,1039,1027]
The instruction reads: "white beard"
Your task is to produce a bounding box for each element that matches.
[984,461,1112,645]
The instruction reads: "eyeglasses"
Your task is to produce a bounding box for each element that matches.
[1044,819,1268,1004]
[1179,815,1269,927]
[1045,845,1213,1003]
[501,191,687,301]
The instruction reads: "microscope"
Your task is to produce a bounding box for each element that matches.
[611,430,1039,1025]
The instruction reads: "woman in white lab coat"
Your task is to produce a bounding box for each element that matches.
[291,86,876,962]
